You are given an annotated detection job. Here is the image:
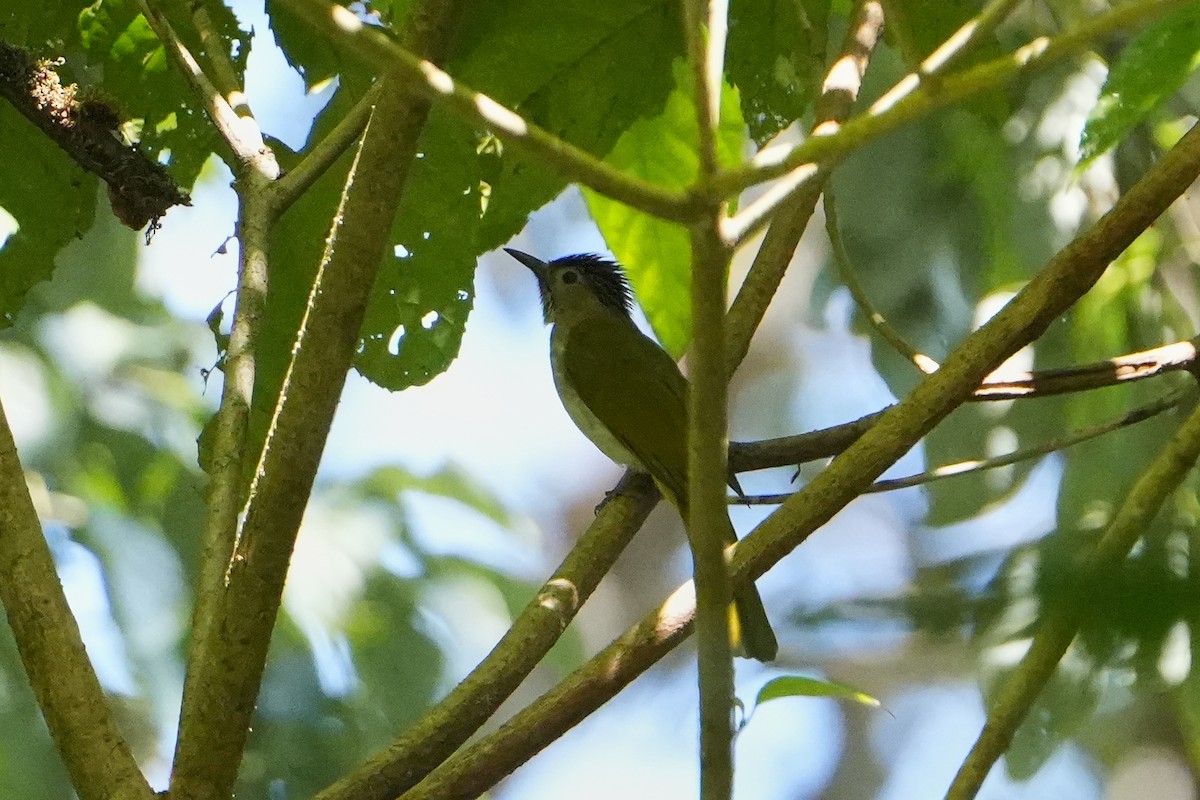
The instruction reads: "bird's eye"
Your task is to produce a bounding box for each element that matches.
[561,270,579,285]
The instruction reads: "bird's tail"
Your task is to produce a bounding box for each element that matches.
[732,581,778,662]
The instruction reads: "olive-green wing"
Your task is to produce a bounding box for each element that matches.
[565,318,779,661]
[561,317,690,505]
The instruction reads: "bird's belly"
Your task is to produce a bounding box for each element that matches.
[550,348,641,469]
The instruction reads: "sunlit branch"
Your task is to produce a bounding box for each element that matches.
[971,337,1200,400]
[714,0,1188,199]
[136,0,279,177]
[186,0,246,110]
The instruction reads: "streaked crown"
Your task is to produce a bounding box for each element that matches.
[505,249,633,323]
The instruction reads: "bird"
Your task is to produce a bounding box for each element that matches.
[505,248,777,662]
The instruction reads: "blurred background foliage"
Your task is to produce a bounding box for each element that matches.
[1,0,1199,798]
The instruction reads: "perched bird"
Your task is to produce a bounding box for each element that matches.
[505,248,777,662]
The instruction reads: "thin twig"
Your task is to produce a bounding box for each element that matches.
[824,191,940,373]
[946,398,1200,800]
[736,389,1189,503]
[272,83,384,213]
[279,0,696,223]
[0,400,155,800]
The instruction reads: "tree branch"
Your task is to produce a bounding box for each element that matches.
[135,0,278,178]
[0,399,154,800]
[167,2,467,797]
[271,83,383,214]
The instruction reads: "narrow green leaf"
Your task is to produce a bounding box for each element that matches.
[1080,4,1200,165]
[582,61,745,357]
[755,675,882,708]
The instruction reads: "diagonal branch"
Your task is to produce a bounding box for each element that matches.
[272,83,383,213]
[135,0,278,178]
[0,400,154,800]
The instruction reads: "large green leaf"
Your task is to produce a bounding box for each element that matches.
[356,107,481,389]
[459,0,683,251]
[727,0,830,145]
[1080,4,1200,165]
[0,102,97,326]
[583,62,746,358]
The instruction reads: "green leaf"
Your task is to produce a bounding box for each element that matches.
[265,0,360,87]
[462,0,683,251]
[77,0,242,187]
[355,107,480,389]
[754,675,881,708]
[0,102,98,326]
[1080,4,1200,166]
[727,0,829,145]
[583,61,746,357]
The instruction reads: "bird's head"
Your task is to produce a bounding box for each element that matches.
[505,249,633,326]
